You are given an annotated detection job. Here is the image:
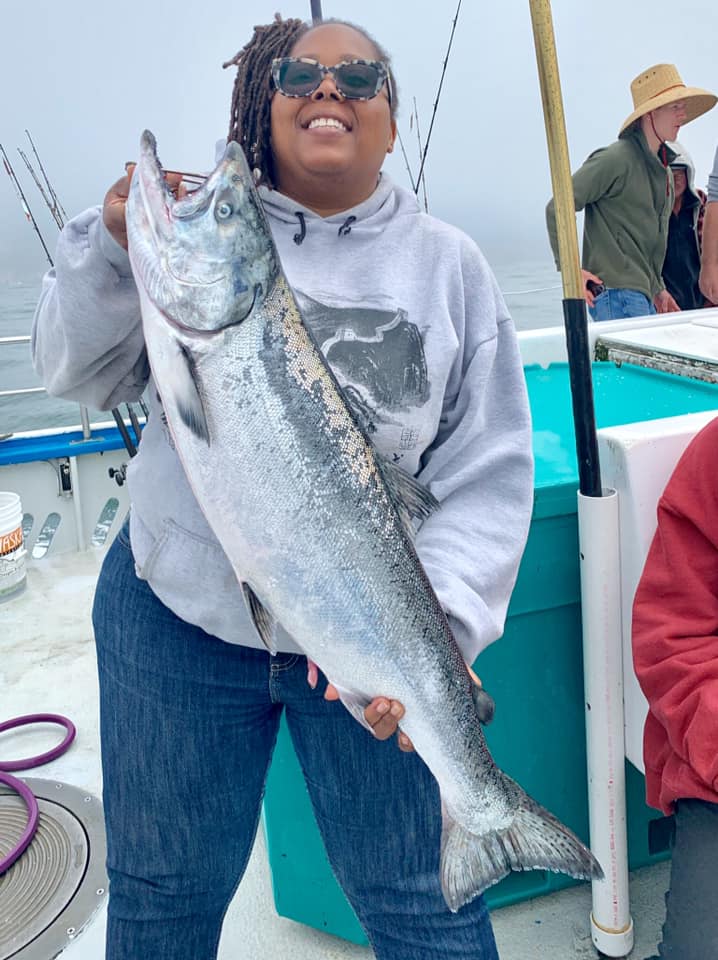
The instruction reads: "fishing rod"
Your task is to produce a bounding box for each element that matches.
[0,143,54,267]
[17,148,64,230]
[2,137,143,459]
[396,131,418,194]
[414,0,462,196]
[310,0,322,24]
[25,129,67,223]
[412,97,429,211]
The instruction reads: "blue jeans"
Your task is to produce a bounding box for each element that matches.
[589,288,657,321]
[92,523,498,960]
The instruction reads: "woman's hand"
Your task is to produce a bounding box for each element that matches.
[102,164,185,250]
[307,659,485,752]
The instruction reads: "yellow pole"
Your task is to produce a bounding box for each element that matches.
[528,0,602,496]
[528,0,583,300]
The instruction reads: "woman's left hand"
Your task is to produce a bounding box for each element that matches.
[307,660,484,752]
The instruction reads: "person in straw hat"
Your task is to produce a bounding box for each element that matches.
[546,63,716,321]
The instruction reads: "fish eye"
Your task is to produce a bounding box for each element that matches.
[216,202,233,220]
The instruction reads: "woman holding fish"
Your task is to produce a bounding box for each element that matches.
[32,15,543,960]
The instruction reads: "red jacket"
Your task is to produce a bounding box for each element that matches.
[632,416,718,814]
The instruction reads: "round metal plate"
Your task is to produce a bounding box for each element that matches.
[0,778,107,959]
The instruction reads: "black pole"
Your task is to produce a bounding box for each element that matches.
[112,409,138,458]
[126,403,143,447]
[563,300,601,496]
[310,0,322,24]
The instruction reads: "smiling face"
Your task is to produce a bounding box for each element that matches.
[269,23,397,215]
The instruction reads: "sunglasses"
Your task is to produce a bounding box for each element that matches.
[271,57,392,105]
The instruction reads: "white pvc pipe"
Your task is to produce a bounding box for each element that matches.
[578,489,634,957]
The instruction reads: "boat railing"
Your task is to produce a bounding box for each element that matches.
[1,334,93,441]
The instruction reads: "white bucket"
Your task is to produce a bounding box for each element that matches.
[0,491,27,602]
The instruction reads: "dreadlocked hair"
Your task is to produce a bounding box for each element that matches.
[223,14,308,189]
[223,15,400,191]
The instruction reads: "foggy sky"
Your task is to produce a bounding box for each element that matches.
[1,0,716,282]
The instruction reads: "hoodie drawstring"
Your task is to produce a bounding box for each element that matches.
[338,215,356,237]
[293,211,357,244]
[650,116,672,197]
[293,212,306,245]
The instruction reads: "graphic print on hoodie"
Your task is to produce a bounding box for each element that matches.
[295,290,431,462]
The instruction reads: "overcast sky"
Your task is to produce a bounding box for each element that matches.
[1,0,716,282]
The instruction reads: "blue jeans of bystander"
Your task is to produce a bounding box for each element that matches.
[589,288,657,322]
[92,522,499,960]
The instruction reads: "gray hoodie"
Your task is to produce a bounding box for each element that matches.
[666,141,703,212]
[32,173,533,665]
[709,145,718,203]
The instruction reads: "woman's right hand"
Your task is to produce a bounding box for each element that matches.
[102,165,136,251]
[102,164,185,250]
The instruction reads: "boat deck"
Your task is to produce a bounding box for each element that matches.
[1,548,670,958]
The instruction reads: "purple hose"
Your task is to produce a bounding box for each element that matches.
[0,714,76,770]
[0,713,76,874]
[0,771,40,874]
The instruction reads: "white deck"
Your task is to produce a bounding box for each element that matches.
[1,549,670,958]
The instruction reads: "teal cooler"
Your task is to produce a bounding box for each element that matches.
[262,362,718,943]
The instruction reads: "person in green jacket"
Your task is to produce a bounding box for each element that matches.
[546,63,716,321]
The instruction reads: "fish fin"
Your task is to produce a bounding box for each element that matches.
[170,340,210,444]
[377,459,440,536]
[440,779,604,913]
[241,582,278,655]
[472,685,496,725]
[331,684,374,734]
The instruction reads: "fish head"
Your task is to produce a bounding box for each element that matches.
[127,130,278,334]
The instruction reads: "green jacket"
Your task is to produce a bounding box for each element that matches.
[546,129,675,300]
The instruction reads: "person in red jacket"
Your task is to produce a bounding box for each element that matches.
[632,415,718,960]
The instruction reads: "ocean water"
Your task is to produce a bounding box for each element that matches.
[0,260,563,435]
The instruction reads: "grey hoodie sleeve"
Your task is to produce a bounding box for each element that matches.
[415,249,534,667]
[709,145,718,203]
[31,206,149,410]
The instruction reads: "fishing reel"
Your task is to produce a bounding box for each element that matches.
[108,464,128,487]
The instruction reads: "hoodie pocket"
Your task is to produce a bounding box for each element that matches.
[133,516,248,640]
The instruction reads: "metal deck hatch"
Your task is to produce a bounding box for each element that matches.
[0,778,107,959]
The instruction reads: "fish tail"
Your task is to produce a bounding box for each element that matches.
[440,778,604,913]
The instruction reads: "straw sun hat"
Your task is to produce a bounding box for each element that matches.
[619,63,716,136]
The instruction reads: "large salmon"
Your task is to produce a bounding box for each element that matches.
[126,131,602,911]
